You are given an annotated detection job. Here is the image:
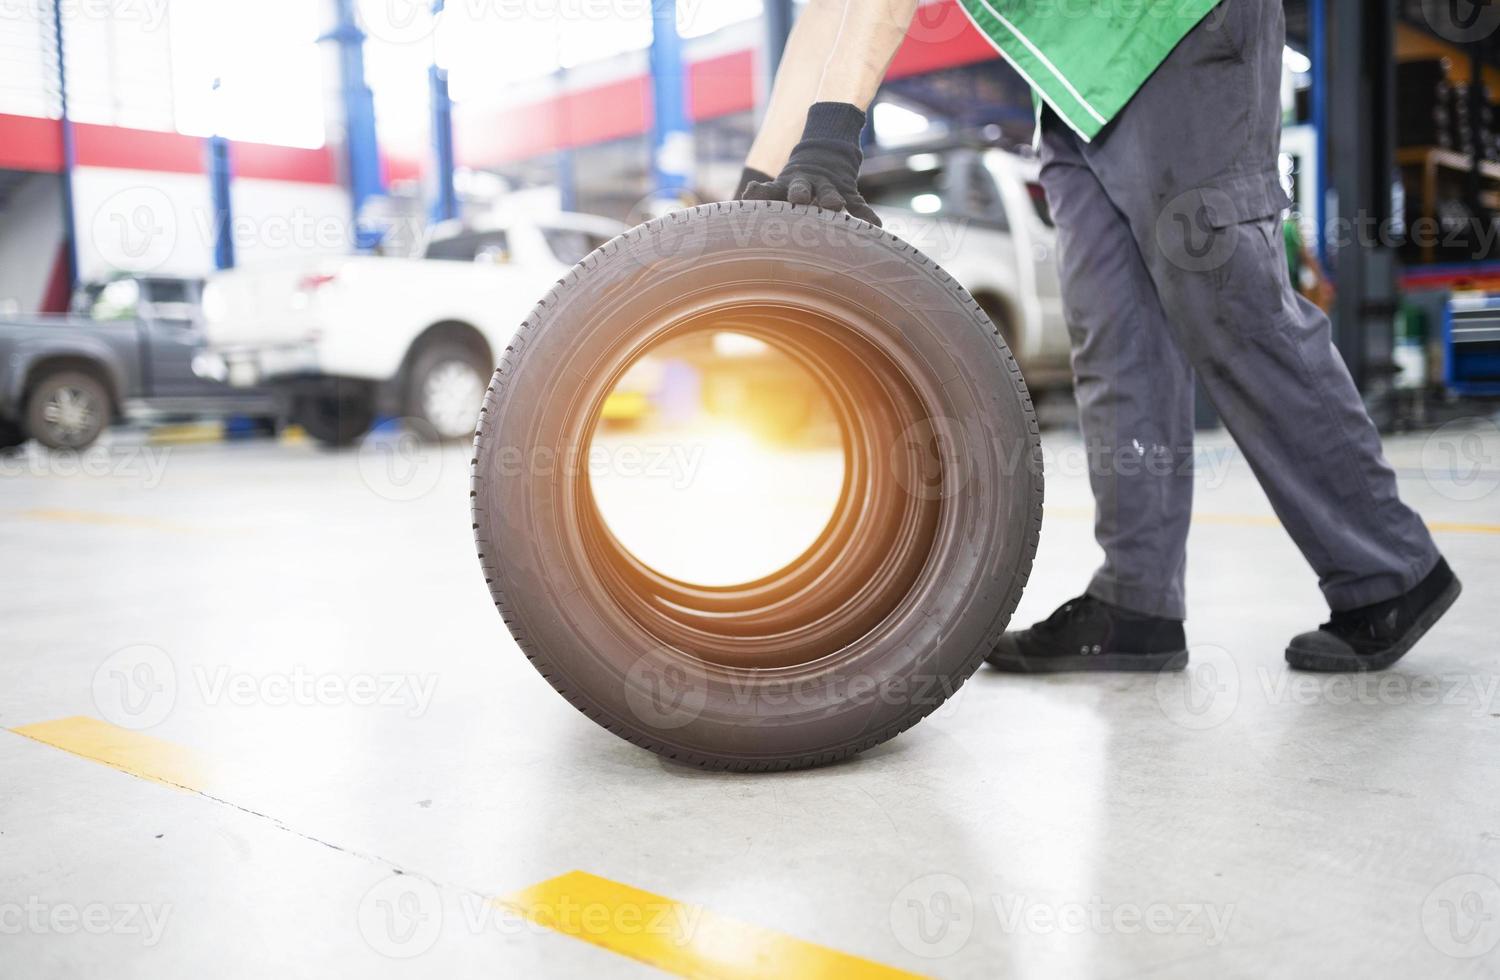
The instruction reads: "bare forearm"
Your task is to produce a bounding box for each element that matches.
[815,0,918,107]
[745,0,847,175]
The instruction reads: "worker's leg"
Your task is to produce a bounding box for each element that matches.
[1038,111,1195,620]
[1084,0,1440,610]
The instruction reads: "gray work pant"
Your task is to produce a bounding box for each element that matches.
[1037,0,1438,620]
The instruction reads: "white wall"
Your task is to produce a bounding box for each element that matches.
[0,173,65,313]
[70,166,352,282]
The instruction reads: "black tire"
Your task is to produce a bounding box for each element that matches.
[295,381,375,448]
[404,337,489,441]
[471,202,1042,771]
[0,417,26,450]
[25,369,110,450]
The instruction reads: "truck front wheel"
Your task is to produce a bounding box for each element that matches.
[293,380,375,448]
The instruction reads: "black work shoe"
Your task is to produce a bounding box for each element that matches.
[987,595,1188,673]
[1286,558,1462,672]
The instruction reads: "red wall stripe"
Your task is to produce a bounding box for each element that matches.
[0,113,339,184]
[687,49,757,121]
[0,113,64,172]
[0,1,999,178]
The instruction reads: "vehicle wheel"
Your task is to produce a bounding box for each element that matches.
[295,381,375,448]
[0,417,26,450]
[406,338,489,441]
[26,370,110,450]
[471,201,1042,771]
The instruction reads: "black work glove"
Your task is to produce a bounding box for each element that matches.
[733,166,772,200]
[744,102,881,226]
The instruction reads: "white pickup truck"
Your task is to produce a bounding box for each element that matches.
[199,213,626,445]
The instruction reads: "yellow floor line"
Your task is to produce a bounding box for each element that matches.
[147,422,225,445]
[9,716,208,792]
[497,870,925,980]
[1044,506,1500,535]
[16,508,194,532]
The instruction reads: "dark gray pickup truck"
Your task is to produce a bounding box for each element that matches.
[0,276,278,450]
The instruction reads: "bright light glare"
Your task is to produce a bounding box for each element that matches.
[711,332,771,358]
[590,333,844,587]
[911,193,942,215]
[169,0,324,147]
[873,102,932,140]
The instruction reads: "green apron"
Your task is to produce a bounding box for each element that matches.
[955,0,1223,141]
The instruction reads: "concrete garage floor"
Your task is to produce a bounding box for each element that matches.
[1,422,1498,978]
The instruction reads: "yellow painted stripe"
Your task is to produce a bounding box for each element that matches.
[147,422,224,445]
[1044,506,1500,535]
[16,508,193,532]
[498,871,925,980]
[9,716,208,792]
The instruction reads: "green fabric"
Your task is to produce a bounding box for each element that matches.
[1283,218,1301,285]
[956,0,1222,141]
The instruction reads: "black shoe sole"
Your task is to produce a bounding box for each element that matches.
[1285,575,1463,673]
[986,647,1189,674]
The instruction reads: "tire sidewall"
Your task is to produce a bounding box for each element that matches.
[474,203,1041,766]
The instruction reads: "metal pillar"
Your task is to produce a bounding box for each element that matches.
[428,0,458,223]
[50,0,78,293]
[648,0,691,194]
[1326,0,1399,423]
[1308,0,1329,266]
[207,134,235,270]
[764,0,794,82]
[321,0,385,250]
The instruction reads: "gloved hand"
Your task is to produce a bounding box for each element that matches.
[744,102,881,226]
[733,166,772,200]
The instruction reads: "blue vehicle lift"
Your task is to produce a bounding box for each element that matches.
[321,0,386,250]
[649,0,691,196]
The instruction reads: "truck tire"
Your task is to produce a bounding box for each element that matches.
[405,337,489,441]
[0,417,26,450]
[26,369,110,450]
[471,202,1042,771]
[295,380,375,448]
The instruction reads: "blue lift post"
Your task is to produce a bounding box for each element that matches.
[649,0,691,196]
[207,78,235,270]
[50,0,79,297]
[1308,0,1329,267]
[428,0,459,223]
[322,0,386,250]
[207,133,235,269]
